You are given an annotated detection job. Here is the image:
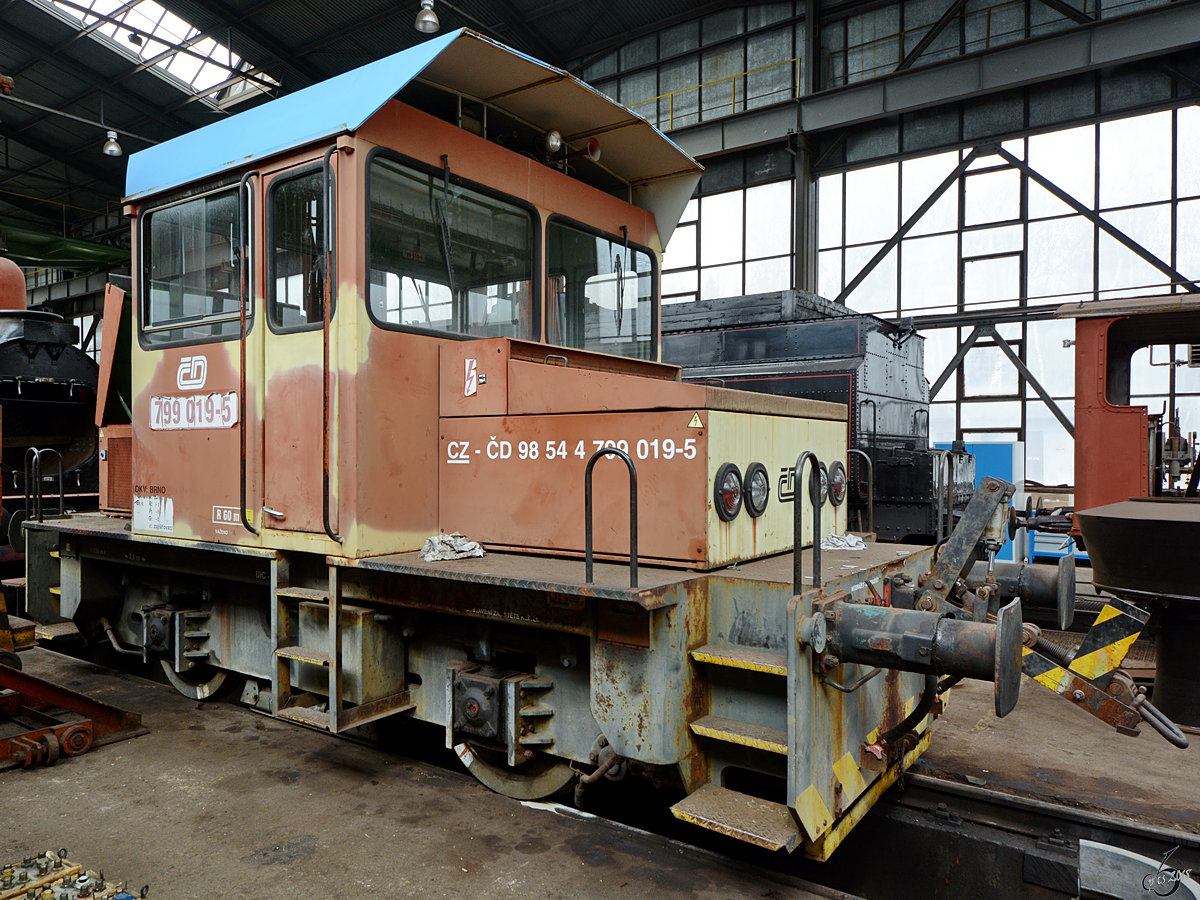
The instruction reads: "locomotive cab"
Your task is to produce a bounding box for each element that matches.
[123,29,844,567]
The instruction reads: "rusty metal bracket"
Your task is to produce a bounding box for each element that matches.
[916,476,1014,619]
[0,664,147,771]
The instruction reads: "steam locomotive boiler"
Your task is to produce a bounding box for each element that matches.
[0,256,99,552]
[18,30,1173,860]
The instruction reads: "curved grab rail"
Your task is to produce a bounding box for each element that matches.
[584,447,639,588]
[847,448,874,536]
[24,447,64,523]
[792,451,824,595]
[912,407,929,437]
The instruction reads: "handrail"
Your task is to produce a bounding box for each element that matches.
[933,448,954,544]
[23,447,64,523]
[238,169,259,536]
[584,447,638,589]
[847,447,874,535]
[791,451,823,595]
[912,407,929,438]
[321,145,340,543]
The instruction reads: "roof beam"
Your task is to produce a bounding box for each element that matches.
[0,120,120,189]
[800,2,1200,132]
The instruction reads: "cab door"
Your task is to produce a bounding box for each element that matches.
[260,161,337,536]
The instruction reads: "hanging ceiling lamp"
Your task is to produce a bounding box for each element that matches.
[415,0,440,33]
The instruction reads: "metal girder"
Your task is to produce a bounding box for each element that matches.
[1036,0,1092,25]
[928,323,1075,436]
[895,0,968,72]
[799,2,1200,133]
[994,146,1200,294]
[929,324,983,400]
[834,146,980,305]
[979,323,1075,437]
[0,120,119,190]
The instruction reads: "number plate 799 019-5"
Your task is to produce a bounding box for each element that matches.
[150,392,240,430]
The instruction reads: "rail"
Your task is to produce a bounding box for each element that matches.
[23,448,64,524]
[791,451,823,594]
[584,447,639,589]
[847,447,874,535]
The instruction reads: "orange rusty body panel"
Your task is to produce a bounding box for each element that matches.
[508,361,706,415]
[439,411,707,564]
[130,345,245,540]
[440,339,682,418]
[352,327,444,549]
[1073,315,1148,512]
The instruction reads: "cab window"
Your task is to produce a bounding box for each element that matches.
[367,154,535,338]
[546,217,655,360]
[268,169,327,330]
[141,187,243,346]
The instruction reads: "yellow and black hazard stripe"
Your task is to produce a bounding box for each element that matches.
[1022,595,1148,691]
[1066,596,1148,687]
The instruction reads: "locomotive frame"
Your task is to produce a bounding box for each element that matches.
[21,29,1043,859]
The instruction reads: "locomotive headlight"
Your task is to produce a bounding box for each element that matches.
[714,463,743,521]
[811,461,829,507]
[829,460,848,507]
[744,462,770,517]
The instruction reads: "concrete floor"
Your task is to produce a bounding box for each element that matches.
[2,649,850,900]
[922,675,1200,834]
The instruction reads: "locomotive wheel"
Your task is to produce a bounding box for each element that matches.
[161,660,228,700]
[454,742,575,801]
[0,648,21,669]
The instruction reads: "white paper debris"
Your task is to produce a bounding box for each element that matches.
[422,532,485,561]
[820,532,867,551]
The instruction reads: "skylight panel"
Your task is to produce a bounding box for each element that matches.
[30,0,280,106]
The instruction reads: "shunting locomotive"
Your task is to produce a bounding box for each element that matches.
[18,29,1180,859]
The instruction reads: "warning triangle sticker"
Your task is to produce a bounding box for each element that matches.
[687,413,703,428]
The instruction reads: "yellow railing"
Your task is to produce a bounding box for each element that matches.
[626,55,802,131]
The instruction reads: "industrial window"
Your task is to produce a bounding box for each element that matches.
[141,186,244,347]
[366,155,535,339]
[268,169,327,331]
[546,217,656,361]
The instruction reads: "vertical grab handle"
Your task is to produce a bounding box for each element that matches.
[238,169,259,535]
[847,448,874,536]
[792,452,823,596]
[584,447,638,588]
[321,145,341,543]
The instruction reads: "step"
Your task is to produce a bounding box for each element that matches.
[670,784,801,852]
[277,586,330,602]
[275,645,331,667]
[35,620,82,641]
[2,577,27,588]
[690,715,787,754]
[278,704,332,731]
[336,691,416,731]
[690,644,787,676]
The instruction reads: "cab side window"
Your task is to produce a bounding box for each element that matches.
[269,170,326,330]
